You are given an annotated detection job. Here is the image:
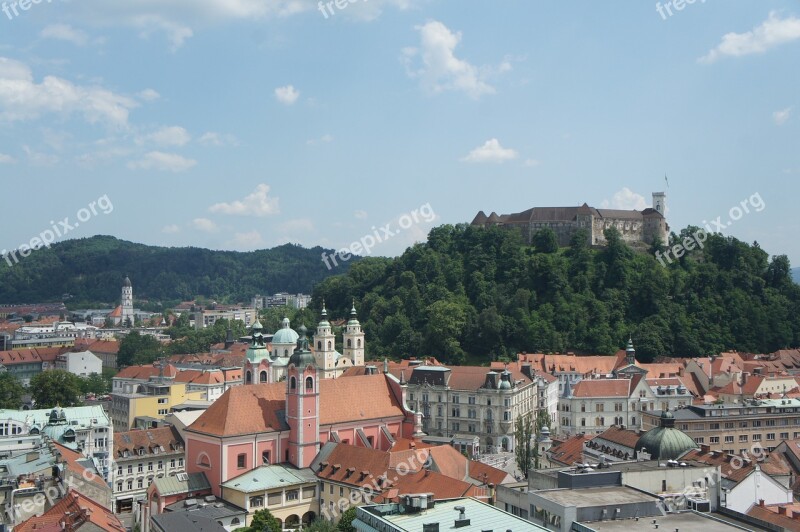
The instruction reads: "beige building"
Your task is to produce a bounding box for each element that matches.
[110,380,205,432]
[220,464,318,529]
[643,398,800,454]
[400,364,537,453]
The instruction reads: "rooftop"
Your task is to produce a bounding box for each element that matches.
[582,512,750,531]
[221,464,317,492]
[531,485,659,507]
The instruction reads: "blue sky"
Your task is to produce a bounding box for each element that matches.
[0,1,798,265]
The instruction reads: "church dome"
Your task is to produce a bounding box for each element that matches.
[123,276,132,288]
[634,410,697,461]
[272,317,299,345]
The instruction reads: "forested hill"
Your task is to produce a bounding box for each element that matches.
[314,224,800,364]
[0,236,354,305]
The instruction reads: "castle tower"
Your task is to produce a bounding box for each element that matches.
[342,301,365,367]
[121,276,134,327]
[314,302,336,374]
[652,192,667,216]
[286,325,320,468]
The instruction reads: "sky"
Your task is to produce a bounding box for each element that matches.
[0,1,798,266]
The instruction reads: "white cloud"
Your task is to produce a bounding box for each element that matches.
[462,139,518,163]
[192,218,218,233]
[773,107,792,125]
[275,85,299,105]
[699,12,800,63]
[306,133,333,145]
[0,153,15,163]
[75,147,132,168]
[279,218,314,233]
[40,24,90,46]
[0,57,138,127]
[227,230,267,250]
[70,1,413,49]
[161,224,181,234]
[600,187,648,210]
[524,158,540,167]
[209,183,280,217]
[403,21,500,99]
[138,88,160,101]
[128,151,197,172]
[198,131,237,146]
[354,210,368,220]
[138,125,191,146]
[22,145,58,166]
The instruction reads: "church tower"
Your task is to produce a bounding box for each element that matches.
[286,325,320,468]
[342,301,365,367]
[314,302,336,376]
[121,276,134,327]
[626,338,636,366]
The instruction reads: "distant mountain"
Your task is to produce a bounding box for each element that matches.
[793,267,800,283]
[0,235,356,305]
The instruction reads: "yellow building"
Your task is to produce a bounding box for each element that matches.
[110,381,205,432]
[220,464,319,529]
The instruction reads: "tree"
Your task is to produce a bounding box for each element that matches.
[304,520,338,531]
[337,507,357,532]
[532,228,558,253]
[117,331,161,367]
[80,373,109,396]
[0,372,25,409]
[30,370,83,408]
[248,508,281,532]
[514,412,534,479]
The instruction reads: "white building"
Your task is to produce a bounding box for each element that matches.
[193,307,256,330]
[54,350,103,377]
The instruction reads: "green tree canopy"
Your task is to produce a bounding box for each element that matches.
[30,370,83,408]
[0,373,25,409]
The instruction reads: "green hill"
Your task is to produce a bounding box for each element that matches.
[0,235,355,305]
[313,224,800,363]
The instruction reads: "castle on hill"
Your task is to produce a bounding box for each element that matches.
[472,191,669,248]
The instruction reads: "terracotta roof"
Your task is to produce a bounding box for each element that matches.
[593,426,641,449]
[682,447,790,484]
[747,502,800,529]
[113,426,183,458]
[108,305,123,318]
[15,489,124,532]
[51,442,108,490]
[571,379,632,398]
[115,363,178,380]
[640,363,684,378]
[72,339,120,354]
[548,434,590,466]
[174,369,225,385]
[188,374,406,437]
[0,347,62,366]
[519,353,619,375]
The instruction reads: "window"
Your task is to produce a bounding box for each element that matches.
[767,433,776,441]
[739,422,748,428]
[581,418,586,427]
[452,407,460,418]
[710,423,720,430]
[148,462,153,471]
[753,420,762,427]
[138,464,143,473]
[305,377,313,390]
[615,403,623,412]
[739,435,748,442]
[158,398,167,404]
[724,422,734,429]
[158,409,168,415]
[780,432,789,439]
[237,454,246,468]
[290,377,296,390]
[710,437,719,444]
[453,395,460,404]
[752,434,762,441]
[694,437,705,444]
[503,411,511,421]
[117,466,123,476]
[453,422,460,431]
[127,480,133,490]
[178,458,184,467]
[595,404,604,412]
[262,451,271,464]
[766,419,776,427]
[158,460,163,470]
[249,496,264,508]
[724,436,733,444]
[170,459,175,468]
[117,482,123,492]
[339,487,344,497]
[468,396,476,405]
[137,478,144,489]
[127,465,133,474]
[437,406,443,417]
[287,489,299,501]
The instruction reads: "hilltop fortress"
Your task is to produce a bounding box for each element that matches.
[471,191,669,248]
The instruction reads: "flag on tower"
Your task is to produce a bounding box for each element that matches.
[664,174,669,188]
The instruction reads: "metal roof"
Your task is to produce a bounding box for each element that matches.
[221,464,316,493]
[152,472,211,496]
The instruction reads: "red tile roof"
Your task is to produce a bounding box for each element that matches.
[593,426,641,449]
[0,347,63,366]
[115,363,178,380]
[113,426,183,459]
[189,374,406,437]
[548,434,590,466]
[571,379,632,398]
[15,489,124,532]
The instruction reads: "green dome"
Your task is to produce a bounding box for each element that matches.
[635,411,697,460]
[273,317,299,345]
[289,324,315,368]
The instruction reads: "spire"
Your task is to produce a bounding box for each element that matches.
[626,337,636,366]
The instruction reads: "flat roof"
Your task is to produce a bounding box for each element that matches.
[221,464,317,492]
[581,512,751,531]
[532,486,659,507]
[361,498,546,531]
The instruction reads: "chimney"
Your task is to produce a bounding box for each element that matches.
[454,506,470,528]
[700,444,710,453]
[759,499,765,507]
[778,506,787,516]
[792,510,800,520]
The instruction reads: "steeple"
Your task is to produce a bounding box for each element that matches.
[314,302,336,374]
[286,324,320,468]
[343,298,365,367]
[626,338,636,366]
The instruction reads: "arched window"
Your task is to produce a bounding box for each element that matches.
[305,377,313,390]
[260,371,267,383]
[196,452,211,468]
[317,341,321,350]
[231,518,241,526]
[357,339,361,347]
[284,349,289,356]
[245,371,252,384]
[327,341,331,349]
[347,339,352,348]
[290,377,297,390]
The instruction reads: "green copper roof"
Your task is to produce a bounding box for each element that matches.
[273,317,299,345]
[635,412,697,461]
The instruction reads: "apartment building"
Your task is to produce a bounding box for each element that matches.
[110,380,205,432]
[112,426,185,513]
[401,364,537,453]
[643,398,800,454]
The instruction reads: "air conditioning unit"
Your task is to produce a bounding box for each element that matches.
[688,498,710,512]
